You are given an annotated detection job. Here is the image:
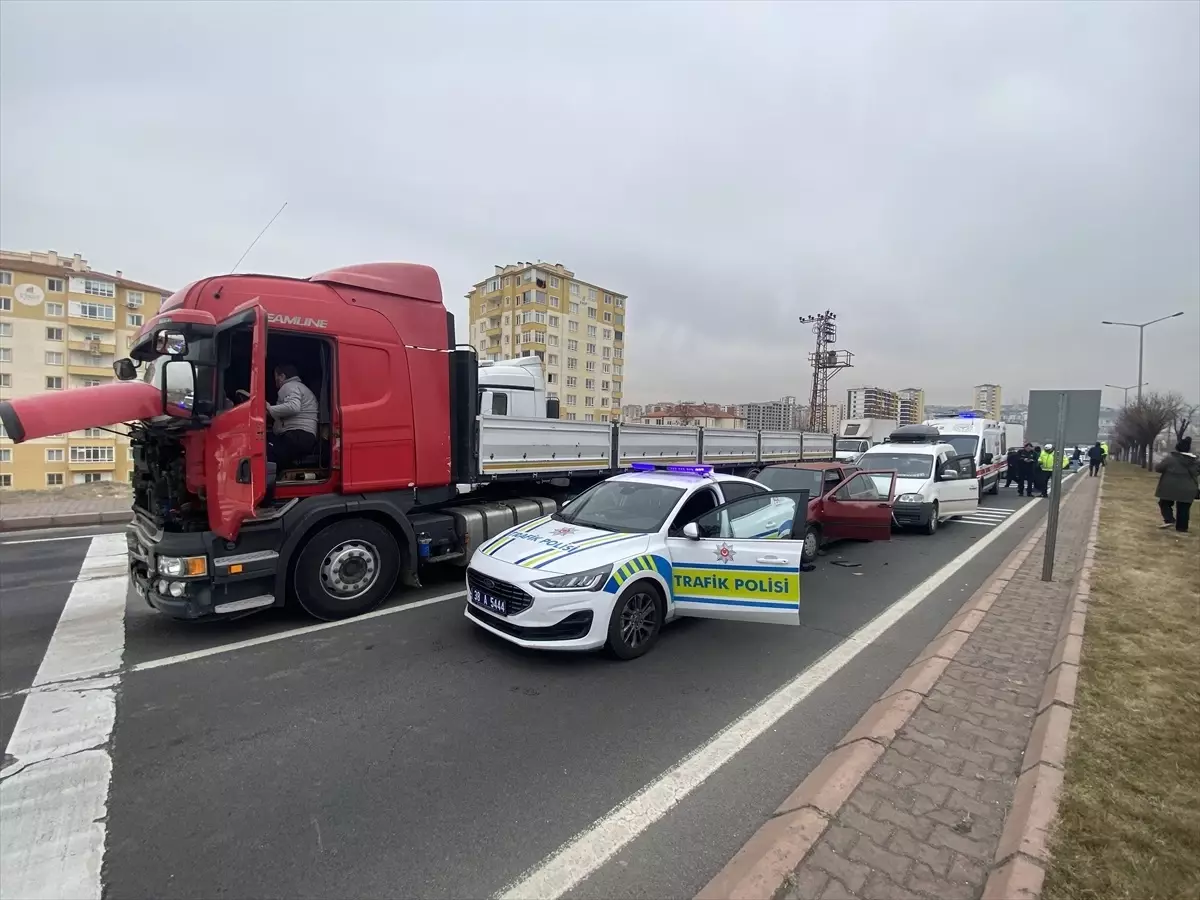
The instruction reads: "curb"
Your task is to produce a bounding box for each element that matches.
[981,474,1103,900]
[0,509,131,533]
[695,491,1070,900]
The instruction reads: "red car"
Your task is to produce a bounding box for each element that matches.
[754,462,896,562]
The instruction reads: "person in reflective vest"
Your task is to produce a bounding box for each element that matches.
[1035,444,1056,498]
[1100,441,1109,465]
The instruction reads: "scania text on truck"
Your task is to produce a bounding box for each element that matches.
[0,262,834,623]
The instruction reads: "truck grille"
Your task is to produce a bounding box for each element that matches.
[467,570,534,615]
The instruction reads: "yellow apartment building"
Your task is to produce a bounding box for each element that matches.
[973,383,1002,421]
[0,250,168,491]
[466,262,626,423]
[897,387,926,425]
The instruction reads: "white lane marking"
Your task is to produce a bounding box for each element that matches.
[0,532,123,546]
[497,481,1053,900]
[130,589,467,673]
[1,534,127,900]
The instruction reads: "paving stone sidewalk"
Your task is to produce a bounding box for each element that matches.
[0,495,132,527]
[781,477,1099,900]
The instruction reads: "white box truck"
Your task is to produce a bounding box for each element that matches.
[836,418,900,461]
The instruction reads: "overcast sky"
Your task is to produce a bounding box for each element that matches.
[2,0,1197,407]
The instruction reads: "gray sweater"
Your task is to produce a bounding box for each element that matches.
[267,376,319,435]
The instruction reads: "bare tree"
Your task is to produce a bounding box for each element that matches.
[1112,391,1187,468]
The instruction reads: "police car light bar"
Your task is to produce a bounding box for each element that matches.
[629,462,713,475]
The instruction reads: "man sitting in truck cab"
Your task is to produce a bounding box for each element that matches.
[267,364,319,469]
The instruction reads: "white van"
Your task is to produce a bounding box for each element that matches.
[858,425,980,535]
[923,416,1007,498]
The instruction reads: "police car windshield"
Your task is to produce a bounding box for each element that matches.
[556,481,686,533]
[940,435,979,458]
[859,453,933,479]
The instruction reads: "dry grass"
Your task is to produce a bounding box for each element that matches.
[1043,462,1200,900]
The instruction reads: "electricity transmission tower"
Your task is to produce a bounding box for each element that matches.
[800,311,854,432]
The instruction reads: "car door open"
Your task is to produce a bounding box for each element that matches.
[821,471,896,541]
[664,490,810,626]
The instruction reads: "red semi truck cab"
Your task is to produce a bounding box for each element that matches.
[0,263,482,620]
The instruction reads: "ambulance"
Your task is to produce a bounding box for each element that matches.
[923,414,1007,498]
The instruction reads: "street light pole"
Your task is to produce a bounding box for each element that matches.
[1105,382,1148,407]
[1101,312,1185,405]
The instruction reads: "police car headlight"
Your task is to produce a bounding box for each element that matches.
[531,564,613,592]
[897,493,925,503]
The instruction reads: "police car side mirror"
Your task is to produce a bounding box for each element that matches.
[683,522,701,540]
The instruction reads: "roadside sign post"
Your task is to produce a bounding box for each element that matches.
[1042,393,1068,582]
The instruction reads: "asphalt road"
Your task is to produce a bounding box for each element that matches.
[0,483,1063,899]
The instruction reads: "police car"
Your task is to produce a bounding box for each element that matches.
[463,463,812,659]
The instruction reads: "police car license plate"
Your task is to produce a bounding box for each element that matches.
[471,588,508,616]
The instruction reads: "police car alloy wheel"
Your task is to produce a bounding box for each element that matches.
[607,583,664,660]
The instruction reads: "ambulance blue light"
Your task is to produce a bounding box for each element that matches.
[958,411,980,418]
[629,462,713,476]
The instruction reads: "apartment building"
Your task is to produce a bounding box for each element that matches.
[897,387,926,426]
[738,395,805,432]
[846,386,900,420]
[0,250,168,491]
[620,404,644,423]
[973,384,1002,421]
[637,402,744,429]
[467,262,625,423]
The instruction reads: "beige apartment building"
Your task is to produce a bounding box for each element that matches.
[0,250,168,491]
[846,386,900,420]
[973,383,1002,420]
[897,387,926,425]
[467,262,625,423]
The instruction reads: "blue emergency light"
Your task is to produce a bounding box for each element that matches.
[958,411,980,418]
[629,462,713,476]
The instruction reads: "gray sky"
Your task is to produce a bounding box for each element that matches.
[2,0,1198,407]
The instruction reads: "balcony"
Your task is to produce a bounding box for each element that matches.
[67,315,116,331]
[68,339,117,355]
[68,362,116,379]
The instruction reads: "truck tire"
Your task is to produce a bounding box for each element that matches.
[801,524,821,563]
[922,502,939,535]
[606,581,665,660]
[292,518,401,620]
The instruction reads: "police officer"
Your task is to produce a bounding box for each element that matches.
[1017,442,1036,496]
[1004,445,1022,489]
[1036,443,1056,498]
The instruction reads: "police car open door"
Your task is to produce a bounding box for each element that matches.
[666,491,810,625]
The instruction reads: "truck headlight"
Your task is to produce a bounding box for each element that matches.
[531,564,613,592]
[157,555,208,577]
[897,493,925,503]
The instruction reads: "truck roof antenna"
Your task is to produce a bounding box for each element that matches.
[230,201,288,274]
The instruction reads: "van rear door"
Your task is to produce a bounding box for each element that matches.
[206,302,267,540]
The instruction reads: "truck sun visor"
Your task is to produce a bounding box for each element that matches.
[0,382,163,444]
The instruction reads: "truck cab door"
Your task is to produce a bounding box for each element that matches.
[206,302,267,540]
[820,471,896,541]
[665,491,810,626]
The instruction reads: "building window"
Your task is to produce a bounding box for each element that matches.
[604,293,614,303]
[549,296,560,308]
[567,339,578,351]
[70,445,115,463]
[587,307,597,319]
[0,373,10,388]
[603,328,611,340]
[587,325,597,337]
[549,276,560,288]
[81,379,103,388]
[616,297,625,308]
[566,394,577,405]
[487,278,500,293]
[585,360,596,372]
[547,334,559,347]
[569,302,580,315]
[0,474,12,488]
[584,413,594,422]
[601,397,610,407]
[46,376,64,390]
[45,351,64,366]
[586,343,596,355]
[47,277,65,293]
[83,428,104,437]
[602,363,611,374]
[47,473,64,487]
[602,347,611,359]
[46,327,63,341]
[585,397,595,407]
[615,330,623,341]
[570,282,579,296]
[588,288,597,302]
[568,320,578,333]
[602,380,610,391]
[585,378,595,390]
[69,301,115,321]
[0,348,11,363]
[603,311,612,322]
[128,313,143,327]
[81,472,106,484]
[566,412,576,421]
[0,322,11,337]
[566,376,577,388]
[548,354,559,365]
[46,448,65,462]
[0,448,10,462]
[567,357,578,370]
[0,271,12,286]
[46,301,64,316]
[547,372,558,384]
[0,297,10,312]
[82,279,116,298]
[548,315,559,327]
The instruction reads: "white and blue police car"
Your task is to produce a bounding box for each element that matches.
[463,463,813,659]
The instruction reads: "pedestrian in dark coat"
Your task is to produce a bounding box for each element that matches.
[1017,442,1036,497]
[1155,437,1200,533]
[1086,442,1104,476]
[1004,447,1021,488]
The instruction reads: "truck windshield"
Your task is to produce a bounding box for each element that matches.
[556,481,685,533]
[939,435,980,459]
[836,440,868,452]
[755,467,823,496]
[859,453,933,479]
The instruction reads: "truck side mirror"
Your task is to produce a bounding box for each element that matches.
[113,358,138,381]
[155,331,189,356]
[161,359,197,419]
[546,397,560,419]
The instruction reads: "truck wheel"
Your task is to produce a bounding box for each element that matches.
[801,525,821,563]
[923,502,940,535]
[293,519,401,620]
[606,582,664,660]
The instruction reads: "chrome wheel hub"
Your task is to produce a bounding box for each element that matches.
[320,540,379,600]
